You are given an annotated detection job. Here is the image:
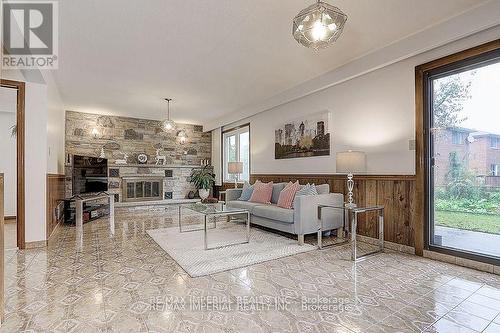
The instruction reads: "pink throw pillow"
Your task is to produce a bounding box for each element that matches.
[249,181,274,204]
[277,181,300,209]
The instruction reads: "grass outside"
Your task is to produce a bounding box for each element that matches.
[435,210,500,235]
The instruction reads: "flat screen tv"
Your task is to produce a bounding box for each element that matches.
[72,155,108,195]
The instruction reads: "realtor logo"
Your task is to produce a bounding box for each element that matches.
[2,0,58,69]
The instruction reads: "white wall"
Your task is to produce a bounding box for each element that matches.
[2,68,66,243]
[214,27,500,176]
[2,69,50,243]
[24,82,48,243]
[44,71,66,174]
[0,109,17,216]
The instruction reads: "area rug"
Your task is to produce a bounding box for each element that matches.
[147,223,316,277]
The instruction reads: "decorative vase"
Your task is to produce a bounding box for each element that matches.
[187,191,195,199]
[198,189,210,200]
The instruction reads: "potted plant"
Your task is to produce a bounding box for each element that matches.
[190,165,215,201]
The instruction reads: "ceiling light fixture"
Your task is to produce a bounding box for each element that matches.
[292,0,347,50]
[162,98,176,131]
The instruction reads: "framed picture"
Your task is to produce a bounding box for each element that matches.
[275,112,330,159]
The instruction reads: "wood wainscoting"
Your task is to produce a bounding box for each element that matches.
[220,183,243,191]
[46,174,65,240]
[250,174,417,248]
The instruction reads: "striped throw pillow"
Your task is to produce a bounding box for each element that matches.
[277,181,300,209]
[249,181,274,204]
[293,183,319,205]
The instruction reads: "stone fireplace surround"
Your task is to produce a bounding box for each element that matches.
[64,111,212,204]
[108,164,204,203]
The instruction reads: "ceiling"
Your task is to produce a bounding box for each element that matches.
[54,0,488,125]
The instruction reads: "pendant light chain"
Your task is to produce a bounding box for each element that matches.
[165,98,172,120]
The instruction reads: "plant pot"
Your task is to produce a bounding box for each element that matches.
[198,189,210,201]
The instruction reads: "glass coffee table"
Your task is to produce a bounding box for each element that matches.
[178,203,250,250]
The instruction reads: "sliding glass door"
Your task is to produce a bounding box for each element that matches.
[426,48,500,262]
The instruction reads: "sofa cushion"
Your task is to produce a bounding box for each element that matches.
[271,183,287,204]
[249,181,273,204]
[238,182,254,201]
[277,181,300,209]
[292,183,315,205]
[252,205,294,223]
[296,183,318,196]
[316,184,329,194]
[226,200,262,214]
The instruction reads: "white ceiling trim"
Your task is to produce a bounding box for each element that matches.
[203,0,500,132]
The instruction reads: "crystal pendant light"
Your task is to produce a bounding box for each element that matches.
[292,0,347,50]
[162,98,175,131]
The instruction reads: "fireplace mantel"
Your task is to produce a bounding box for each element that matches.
[121,174,166,178]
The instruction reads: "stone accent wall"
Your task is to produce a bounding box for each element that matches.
[65,111,212,199]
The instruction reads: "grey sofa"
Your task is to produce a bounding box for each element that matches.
[225,183,344,245]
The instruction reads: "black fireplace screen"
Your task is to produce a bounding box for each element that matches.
[123,178,163,201]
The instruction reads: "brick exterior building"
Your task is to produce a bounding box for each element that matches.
[434,127,500,187]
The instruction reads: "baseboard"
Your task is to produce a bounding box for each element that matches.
[27,219,62,248]
[25,240,47,249]
[423,250,500,275]
[356,234,415,255]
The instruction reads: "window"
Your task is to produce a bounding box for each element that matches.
[491,137,500,149]
[223,125,250,183]
[451,131,466,145]
[492,164,499,176]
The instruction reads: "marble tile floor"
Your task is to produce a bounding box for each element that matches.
[2,205,500,333]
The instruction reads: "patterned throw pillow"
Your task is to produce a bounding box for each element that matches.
[308,183,319,195]
[277,181,300,209]
[238,182,254,201]
[249,181,274,204]
[293,183,319,205]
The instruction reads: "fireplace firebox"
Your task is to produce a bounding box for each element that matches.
[122,177,164,202]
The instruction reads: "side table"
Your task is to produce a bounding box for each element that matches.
[317,204,384,261]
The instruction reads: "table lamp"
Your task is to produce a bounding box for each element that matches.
[227,161,243,188]
[336,151,366,208]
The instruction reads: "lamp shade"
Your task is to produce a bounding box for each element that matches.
[227,161,243,174]
[336,151,366,174]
